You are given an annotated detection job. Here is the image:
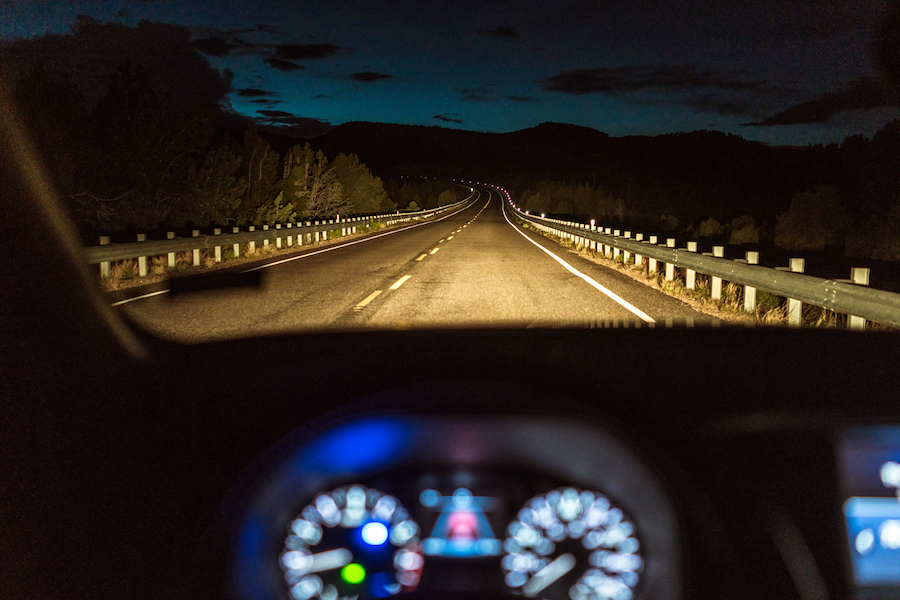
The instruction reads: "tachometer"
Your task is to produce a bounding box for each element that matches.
[502,487,643,600]
[280,485,423,600]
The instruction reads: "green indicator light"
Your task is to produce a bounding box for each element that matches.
[341,563,366,585]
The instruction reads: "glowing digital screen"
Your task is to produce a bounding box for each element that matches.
[419,488,502,557]
[840,427,900,593]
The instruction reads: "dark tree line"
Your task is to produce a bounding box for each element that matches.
[11,61,411,236]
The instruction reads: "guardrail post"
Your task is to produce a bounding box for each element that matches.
[99,236,110,279]
[314,221,320,242]
[788,258,805,326]
[248,226,255,253]
[685,242,697,289]
[613,230,621,260]
[711,246,724,299]
[275,224,282,249]
[286,223,293,247]
[634,234,644,268]
[623,232,632,263]
[848,268,870,330]
[192,230,201,266]
[648,236,658,273]
[233,227,240,257]
[167,232,176,267]
[665,238,676,281]
[214,228,222,262]
[743,251,759,312]
[263,224,270,247]
[136,234,148,276]
[590,219,596,231]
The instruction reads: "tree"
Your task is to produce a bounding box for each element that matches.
[237,127,280,223]
[774,186,849,251]
[279,144,347,218]
[331,153,393,213]
[178,145,246,226]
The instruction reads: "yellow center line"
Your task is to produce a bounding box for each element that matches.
[353,290,382,311]
[430,247,440,255]
[439,238,445,243]
[390,275,412,290]
[415,254,427,261]
[447,235,454,240]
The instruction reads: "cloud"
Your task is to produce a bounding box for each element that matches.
[351,71,392,82]
[433,114,462,124]
[481,26,517,38]
[258,110,294,118]
[275,43,341,60]
[541,65,763,95]
[0,19,232,114]
[255,24,278,34]
[248,98,281,104]
[744,77,900,126]
[458,87,537,103]
[190,36,237,57]
[235,88,273,97]
[507,95,538,103]
[252,109,333,136]
[264,57,304,71]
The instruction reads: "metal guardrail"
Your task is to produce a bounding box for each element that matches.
[506,196,900,329]
[82,193,475,276]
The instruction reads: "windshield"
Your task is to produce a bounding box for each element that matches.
[2,1,899,341]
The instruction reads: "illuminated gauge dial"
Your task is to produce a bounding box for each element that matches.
[502,487,643,600]
[280,485,424,600]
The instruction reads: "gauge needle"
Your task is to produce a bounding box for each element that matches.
[522,553,576,597]
[305,548,354,574]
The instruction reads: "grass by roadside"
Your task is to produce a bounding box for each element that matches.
[520,221,886,329]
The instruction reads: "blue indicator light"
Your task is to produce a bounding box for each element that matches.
[362,522,389,546]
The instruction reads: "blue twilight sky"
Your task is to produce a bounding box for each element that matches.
[1,0,898,145]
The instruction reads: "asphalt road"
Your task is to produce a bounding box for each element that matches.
[122,189,715,342]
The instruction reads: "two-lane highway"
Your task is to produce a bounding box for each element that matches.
[122,188,713,341]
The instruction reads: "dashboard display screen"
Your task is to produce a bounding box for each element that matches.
[840,427,900,595]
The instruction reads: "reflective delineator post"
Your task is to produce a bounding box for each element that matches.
[167,232,176,267]
[848,268,870,330]
[99,236,110,279]
[686,241,697,289]
[137,233,147,276]
[743,251,759,312]
[233,227,240,258]
[192,230,201,266]
[634,234,644,268]
[248,226,255,253]
[788,258,805,326]
[214,228,222,262]
[665,238,676,282]
[711,246,724,299]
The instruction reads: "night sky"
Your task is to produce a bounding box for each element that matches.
[1,0,898,146]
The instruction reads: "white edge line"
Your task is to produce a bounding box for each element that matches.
[501,199,656,324]
[241,198,479,273]
[111,289,169,306]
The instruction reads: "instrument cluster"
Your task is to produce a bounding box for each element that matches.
[227,413,682,600]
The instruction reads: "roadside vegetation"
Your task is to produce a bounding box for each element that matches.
[11,60,464,239]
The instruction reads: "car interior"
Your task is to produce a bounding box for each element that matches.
[4,7,900,599]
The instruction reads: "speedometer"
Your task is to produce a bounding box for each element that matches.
[280,485,424,600]
[502,487,643,600]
